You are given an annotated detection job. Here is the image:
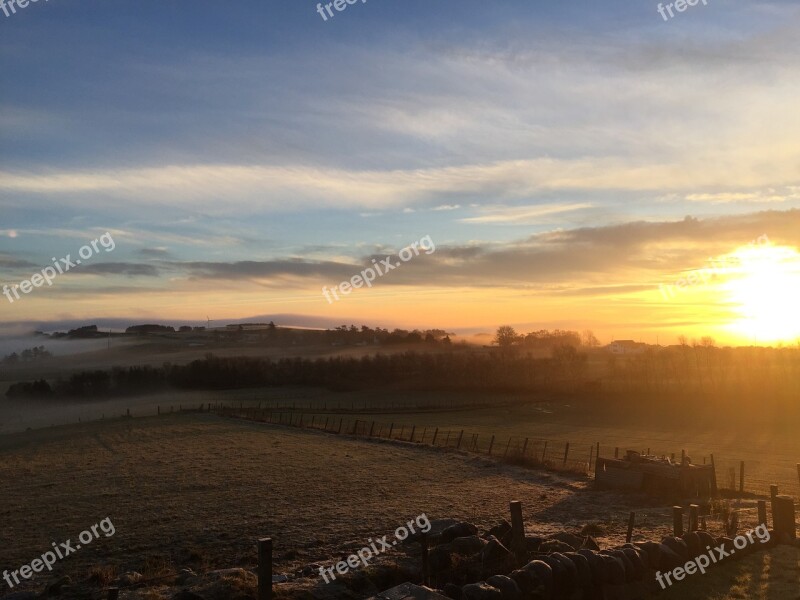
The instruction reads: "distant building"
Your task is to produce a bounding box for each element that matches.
[608,340,646,355]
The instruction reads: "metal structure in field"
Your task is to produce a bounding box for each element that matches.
[595,450,716,497]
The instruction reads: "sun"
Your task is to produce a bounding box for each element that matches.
[723,242,800,344]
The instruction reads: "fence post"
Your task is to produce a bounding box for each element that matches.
[626,512,636,543]
[710,454,718,495]
[488,435,495,456]
[770,484,779,501]
[389,423,394,439]
[504,437,512,458]
[739,461,745,493]
[758,500,768,527]
[596,442,600,466]
[432,428,439,446]
[509,501,526,566]
[421,533,430,586]
[157,406,160,415]
[410,425,416,442]
[445,431,450,446]
[588,444,594,474]
[258,538,272,600]
[563,442,570,466]
[672,506,683,537]
[369,421,375,437]
[457,430,464,449]
[338,418,343,434]
[689,504,699,532]
[614,447,619,458]
[521,437,529,456]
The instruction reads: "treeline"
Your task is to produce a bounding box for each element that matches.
[5,348,588,399]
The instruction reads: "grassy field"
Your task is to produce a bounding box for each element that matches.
[0,410,797,599]
[199,384,800,499]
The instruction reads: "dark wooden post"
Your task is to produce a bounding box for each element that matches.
[258,538,272,600]
[509,501,527,566]
[563,442,570,466]
[421,428,427,443]
[488,435,495,456]
[596,442,600,465]
[672,506,683,537]
[432,428,439,446]
[757,500,768,527]
[369,421,375,437]
[710,454,718,495]
[504,437,512,458]
[772,495,797,540]
[689,504,699,532]
[410,425,416,442]
[626,512,636,543]
[739,461,745,493]
[445,431,450,446]
[338,418,343,434]
[614,447,619,458]
[770,484,779,501]
[421,533,430,586]
[521,437,529,456]
[457,430,464,449]
[157,406,160,415]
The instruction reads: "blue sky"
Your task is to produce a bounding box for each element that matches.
[1,0,800,342]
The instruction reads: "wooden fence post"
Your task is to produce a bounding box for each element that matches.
[521,438,529,456]
[626,512,636,543]
[369,421,375,437]
[689,504,699,532]
[389,423,394,439]
[563,442,570,466]
[488,435,495,456]
[672,506,683,537]
[739,461,745,493]
[410,425,416,442]
[509,501,527,566]
[457,430,464,449]
[541,440,547,462]
[432,428,439,446]
[258,538,272,600]
[614,447,619,458]
[421,428,427,443]
[504,437,512,458]
[421,533,430,586]
[758,500,768,527]
[770,484,779,501]
[588,444,594,474]
[710,454,718,495]
[157,406,160,415]
[338,418,343,434]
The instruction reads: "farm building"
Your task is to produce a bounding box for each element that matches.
[595,451,715,497]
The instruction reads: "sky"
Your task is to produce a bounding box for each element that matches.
[1,0,800,344]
